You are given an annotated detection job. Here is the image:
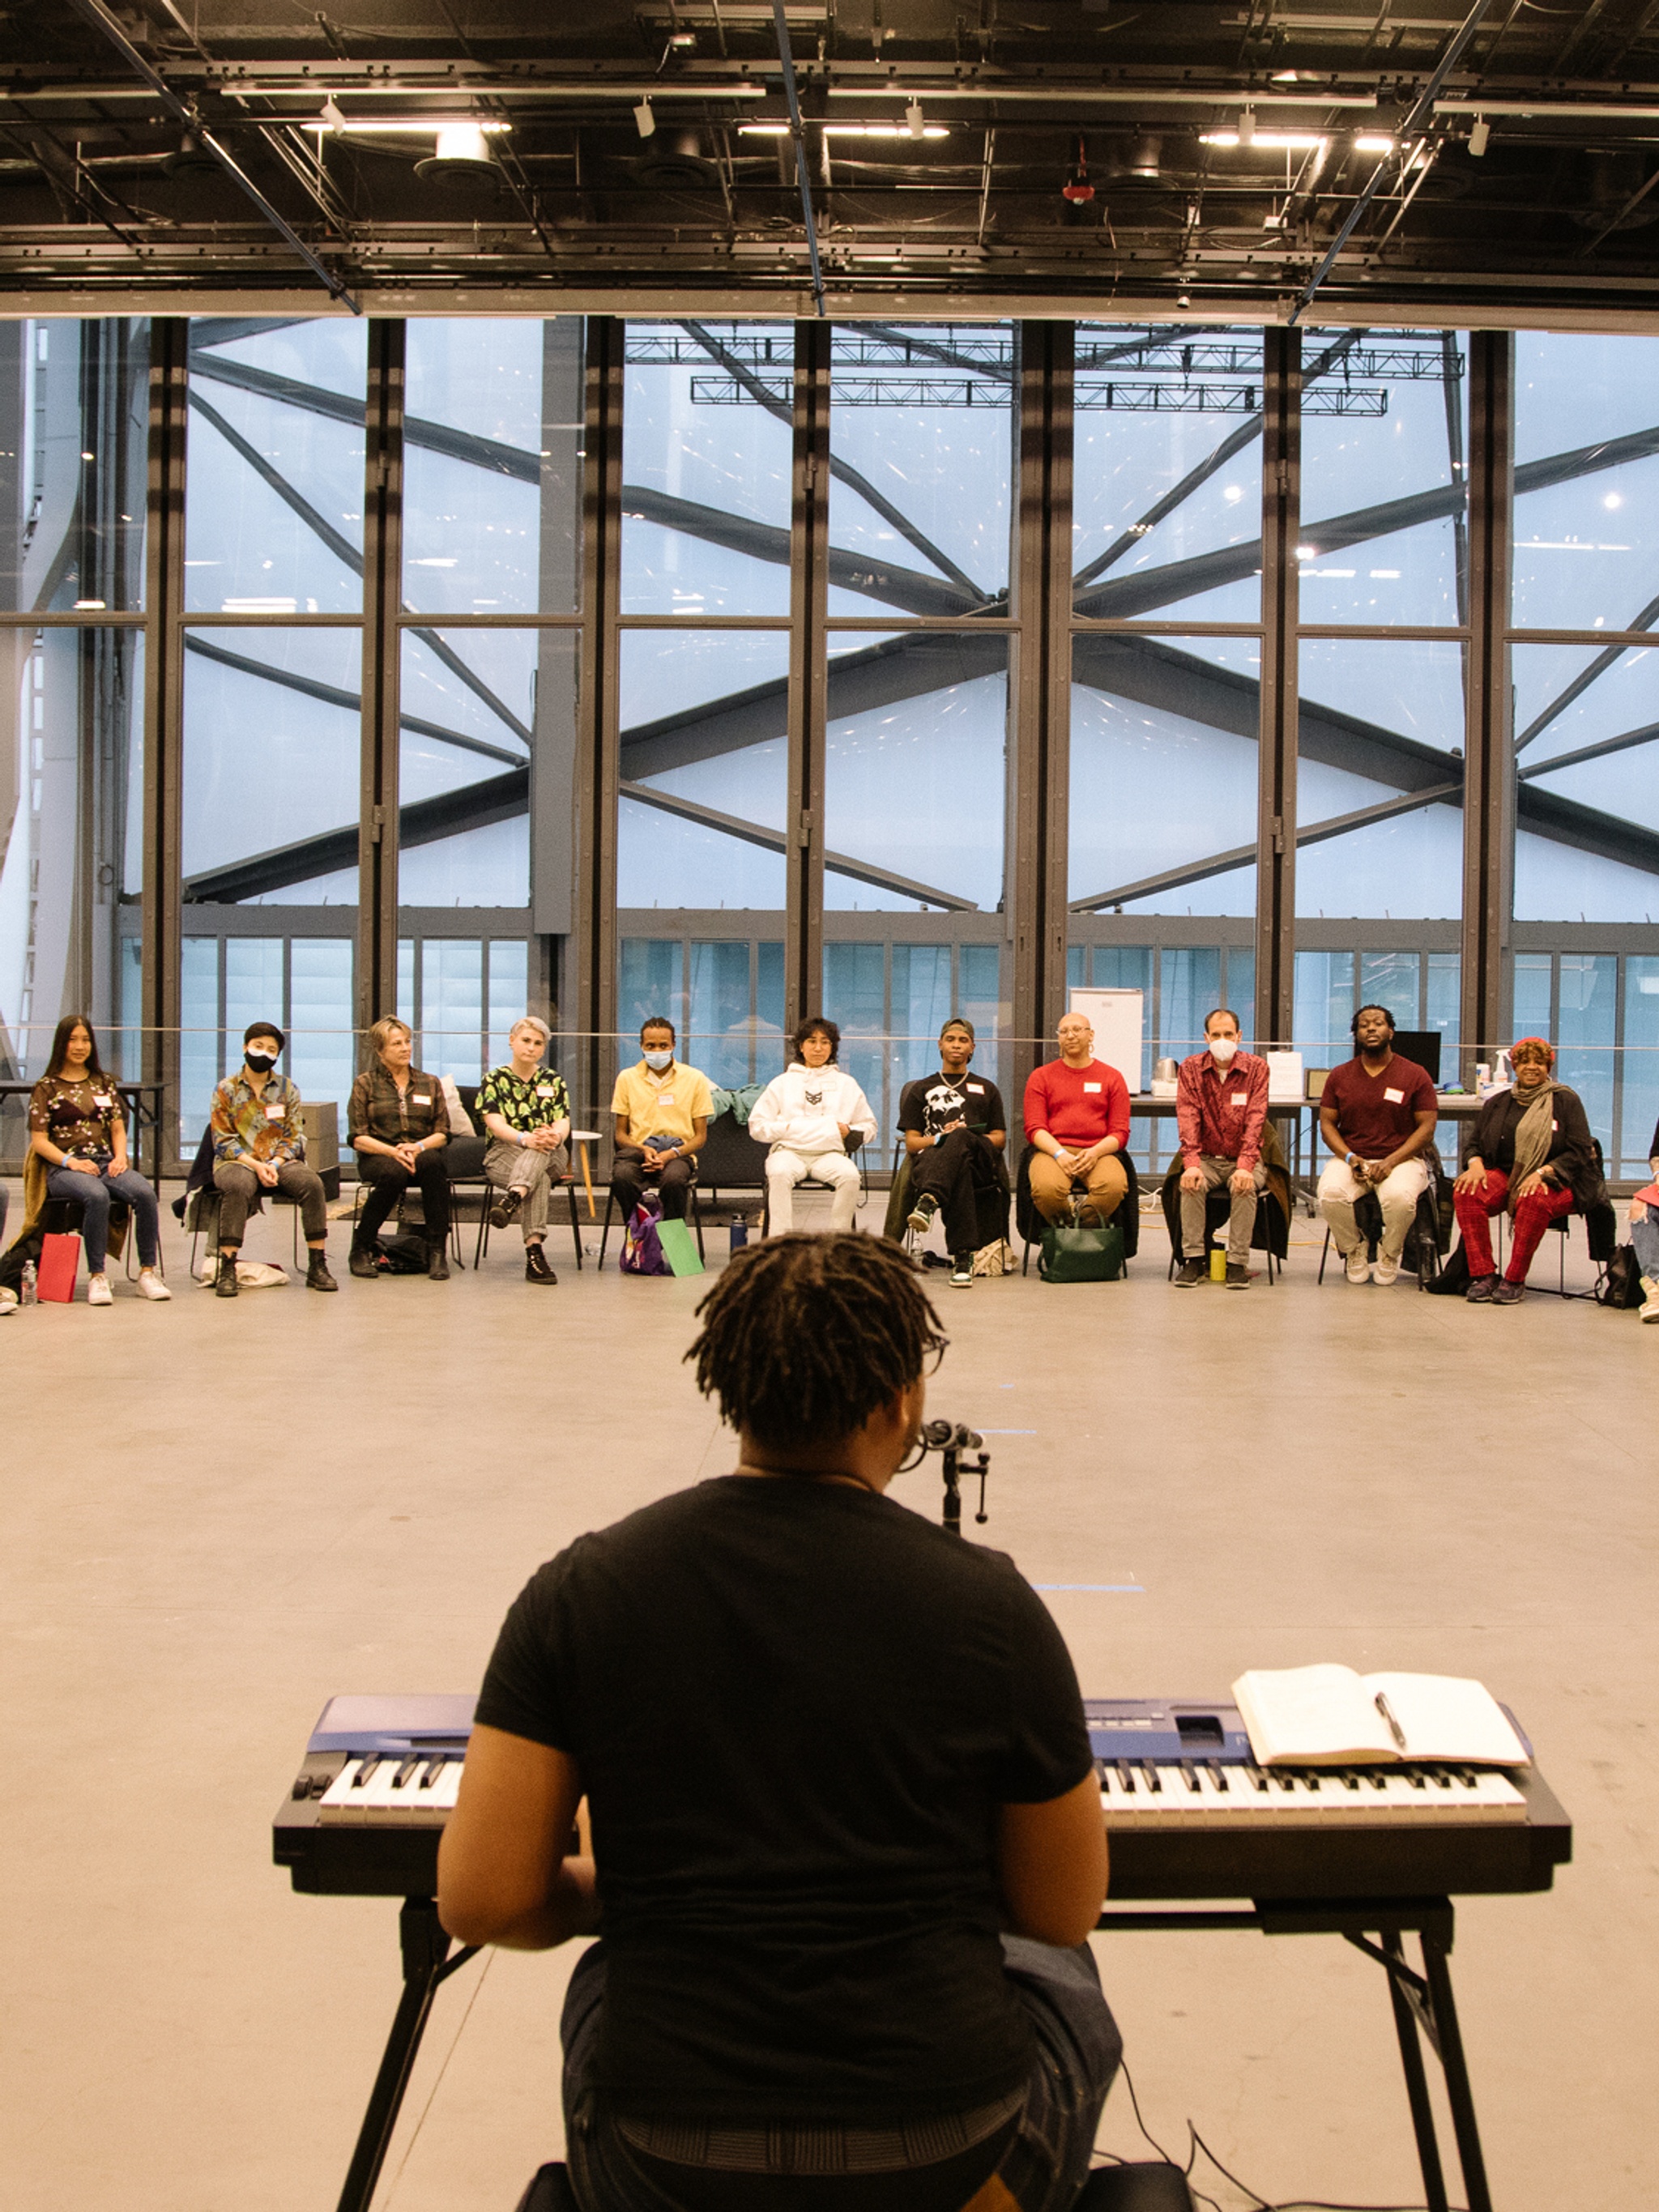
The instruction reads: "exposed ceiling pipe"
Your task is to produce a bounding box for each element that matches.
[770,0,825,316]
[59,0,360,311]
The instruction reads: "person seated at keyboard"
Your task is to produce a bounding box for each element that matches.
[479,1016,571,1287]
[748,1014,877,1236]
[207,1021,336,1297]
[1453,1036,1604,1305]
[438,1234,1120,2212]
[1023,1011,1131,1230]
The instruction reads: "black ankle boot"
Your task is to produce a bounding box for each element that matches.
[306,1251,339,1292]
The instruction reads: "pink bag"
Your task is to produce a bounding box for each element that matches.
[37,1231,82,1303]
[620,1197,671,1276]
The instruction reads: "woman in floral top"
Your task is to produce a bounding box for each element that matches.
[23,1014,170,1306]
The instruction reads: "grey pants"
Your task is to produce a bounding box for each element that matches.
[561,1936,1120,2212]
[212,1159,327,1246]
[484,1138,567,1239]
[1179,1154,1268,1264]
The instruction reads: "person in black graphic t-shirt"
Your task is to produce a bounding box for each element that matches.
[437,1235,1120,2212]
[898,1016,1009,1287]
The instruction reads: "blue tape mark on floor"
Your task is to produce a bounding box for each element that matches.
[1033,1583,1146,1593]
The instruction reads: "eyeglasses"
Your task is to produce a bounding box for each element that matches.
[925,1334,950,1375]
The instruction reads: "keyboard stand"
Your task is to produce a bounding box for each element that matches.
[1096,1894,1489,2212]
[335,1898,480,2212]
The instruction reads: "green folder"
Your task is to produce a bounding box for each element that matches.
[657,1217,705,1276]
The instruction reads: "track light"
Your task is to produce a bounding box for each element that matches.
[1062,135,1094,203]
[1469,114,1490,157]
[1237,109,1256,147]
[634,98,656,139]
[905,98,924,139]
[1128,133,1162,179]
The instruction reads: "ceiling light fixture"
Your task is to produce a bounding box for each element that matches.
[1200,130,1327,151]
[1236,109,1256,146]
[1353,133,1397,154]
[634,98,657,139]
[741,121,949,139]
[302,117,510,135]
[1063,134,1095,202]
[1128,132,1162,178]
[1468,114,1491,156]
[905,97,924,139]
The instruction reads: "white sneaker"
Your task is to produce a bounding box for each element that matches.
[136,1268,172,1302]
[1372,1256,1401,1287]
[0,1288,16,1315]
[1640,1276,1659,1323]
[1344,1251,1371,1285]
[87,1273,113,1306]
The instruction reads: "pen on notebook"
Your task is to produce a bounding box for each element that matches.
[1374,1692,1408,1754]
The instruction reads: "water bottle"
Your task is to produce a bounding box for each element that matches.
[20,1259,36,1307]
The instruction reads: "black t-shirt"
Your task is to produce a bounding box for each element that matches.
[898,1072,1007,1143]
[475,1476,1090,2126]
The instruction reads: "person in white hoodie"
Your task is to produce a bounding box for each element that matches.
[749,1017,878,1234]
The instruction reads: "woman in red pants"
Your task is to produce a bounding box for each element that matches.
[1454,1038,1604,1303]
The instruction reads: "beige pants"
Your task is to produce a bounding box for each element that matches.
[1318,1155,1431,1264]
[1179,1154,1269,1264]
[1029,1151,1128,1226]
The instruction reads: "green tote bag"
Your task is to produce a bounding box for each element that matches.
[1038,1220,1127,1283]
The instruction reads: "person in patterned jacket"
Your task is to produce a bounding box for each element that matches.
[478,1016,571,1286]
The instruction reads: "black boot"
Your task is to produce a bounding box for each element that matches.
[427,1241,450,1281]
[525,1241,557,1285]
[306,1250,339,1292]
[215,1251,239,1298]
[348,1244,379,1279]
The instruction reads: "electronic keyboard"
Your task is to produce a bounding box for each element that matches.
[273,1693,1572,1904]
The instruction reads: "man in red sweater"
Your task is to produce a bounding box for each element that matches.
[1023,1012,1132,1229]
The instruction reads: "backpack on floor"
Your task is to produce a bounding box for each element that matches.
[378,1234,433,1275]
[1596,1243,1645,1310]
[620,1198,671,1276]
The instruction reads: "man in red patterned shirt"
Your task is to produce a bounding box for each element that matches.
[1173,1008,1269,1289]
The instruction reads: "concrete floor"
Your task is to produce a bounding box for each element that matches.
[2,1182,1653,2212]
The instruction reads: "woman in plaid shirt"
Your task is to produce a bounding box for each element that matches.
[347,1017,453,1281]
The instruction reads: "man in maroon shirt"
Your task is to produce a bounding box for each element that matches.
[1174,1008,1269,1289]
[1023,1012,1132,1229]
[1317,1004,1439,1286]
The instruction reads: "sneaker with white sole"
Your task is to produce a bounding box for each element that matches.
[1344,1250,1371,1285]
[949,1252,974,1288]
[1371,1256,1401,1287]
[906,1192,938,1237]
[136,1268,172,1302]
[87,1273,113,1306]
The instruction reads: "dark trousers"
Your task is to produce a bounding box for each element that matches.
[611,1153,695,1223]
[212,1159,328,1247]
[353,1149,451,1248]
[910,1129,1000,1254]
[560,1937,1120,2212]
[44,1164,160,1274]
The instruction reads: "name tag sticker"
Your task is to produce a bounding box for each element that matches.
[1384,1086,1405,1103]
[1552,1119,1559,1131]
[536,1085,556,1099]
[93,1093,113,1110]
[413,1093,431,1106]
[967,1083,984,1093]
[1230,1092,1247,1106]
[265,1103,286,1119]
[1083,1081,1102,1093]
[659,1091,676,1106]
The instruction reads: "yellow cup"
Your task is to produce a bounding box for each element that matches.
[1209,1247,1226,1283]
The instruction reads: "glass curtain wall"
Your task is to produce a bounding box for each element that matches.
[178,317,366,1150]
[1068,325,1265,1166]
[1511,334,1659,1174]
[1294,331,1468,1115]
[0,318,147,1166]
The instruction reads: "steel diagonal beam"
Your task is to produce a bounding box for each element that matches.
[59,0,359,309]
[1513,585,1659,756]
[1073,419,1659,620]
[771,0,825,317]
[621,484,984,617]
[1517,718,1659,781]
[181,633,525,767]
[619,780,977,908]
[678,319,984,597]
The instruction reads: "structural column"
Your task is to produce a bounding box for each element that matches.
[357,319,405,1042]
[1009,320,1074,1084]
[573,316,625,1116]
[140,318,187,1174]
[1461,329,1514,1074]
[1256,325,1299,1050]
[783,318,832,1034]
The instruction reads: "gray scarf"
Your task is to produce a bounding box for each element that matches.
[1508,1078,1563,1213]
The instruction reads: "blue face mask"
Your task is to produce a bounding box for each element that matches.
[643,1048,672,1072]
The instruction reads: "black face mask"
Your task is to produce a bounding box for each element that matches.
[245,1050,278,1074]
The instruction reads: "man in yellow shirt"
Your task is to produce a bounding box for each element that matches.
[609,1016,714,1232]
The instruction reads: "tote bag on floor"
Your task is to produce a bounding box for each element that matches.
[37,1230,82,1302]
[1038,1221,1126,1283]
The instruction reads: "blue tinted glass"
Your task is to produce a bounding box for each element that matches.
[399,628,552,908]
[1294,950,1356,1066]
[1359,953,1419,1029]
[689,940,755,1088]
[180,936,220,1148]
[1624,958,1659,1174]
[488,940,530,1069]
[1556,953,1616,1157]
[1514,335,1659,632]
[289,938,355,1120]
[824,941,885,1123]
[757,943,786,1046]
[889,944,953,1111]
[1513,641,1659,924]
[1226,946,1256,1037]
[420,938,484,1082]
[620,940,682,1042]
[1160,948,1221,1059]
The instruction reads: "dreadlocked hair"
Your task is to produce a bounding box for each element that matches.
[686,1234,946,1451]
